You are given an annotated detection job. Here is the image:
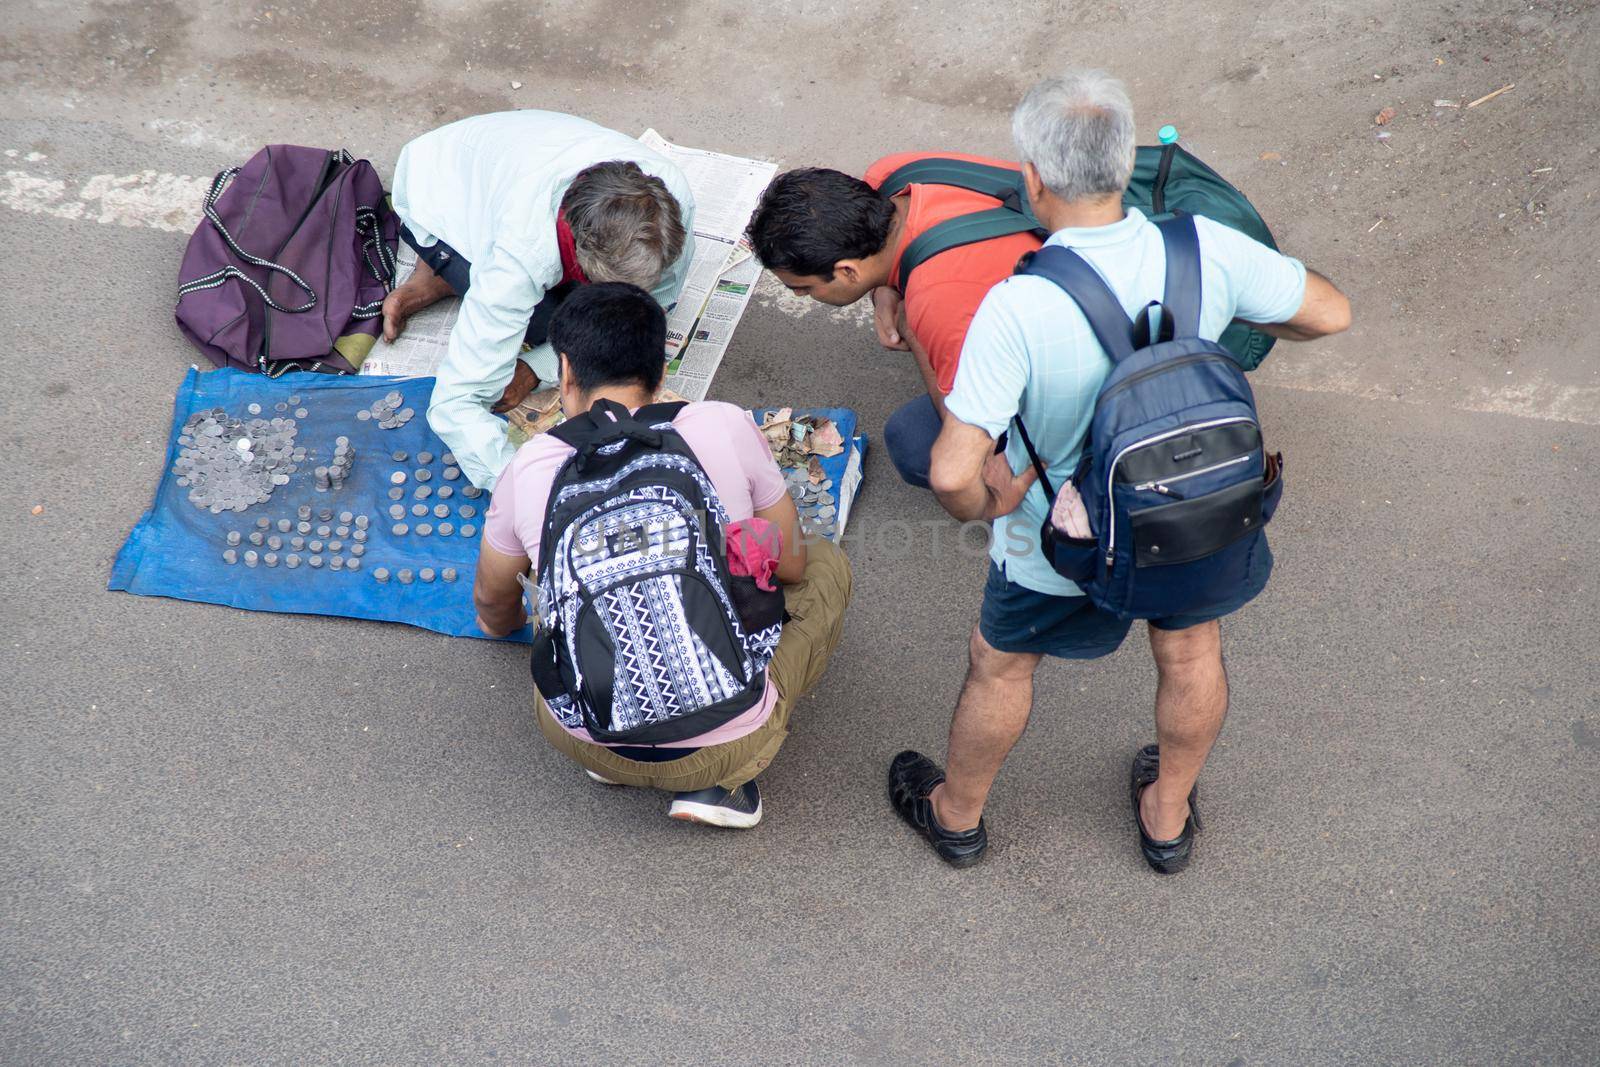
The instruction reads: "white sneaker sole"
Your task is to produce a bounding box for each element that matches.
[584,769,620,785]
[668,797,763,829]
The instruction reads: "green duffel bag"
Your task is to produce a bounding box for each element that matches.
[879,144,1279,370]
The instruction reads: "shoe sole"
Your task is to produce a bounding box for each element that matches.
[668,799,763,829]
[584,770,620,786]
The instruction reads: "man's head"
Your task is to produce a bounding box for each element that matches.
[1011,69,1137,215]
[561,161,686,290]
[745,168,896,305]
[549,282,667,416]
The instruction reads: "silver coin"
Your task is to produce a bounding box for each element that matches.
[437,522,454,536]
[397,568,414,584]
[253,517,269,529]
[308,540,324,553]
[222,548,238,564]
[285,553,301,568]
[414,485,432,500]
[819,492,835,505]
[248,531,264,546]
[391,451,408,462]
[441,567,458,583]
[459,523,477,538]
[390,471,407,485]
[318,509,333,522]
[419,567,436,583]
[388,487,405,501]
[316,524,330,537]
[442,466,461,481]
[417,451,433,465]
[373,567,390,583]
[346,556,361,571]
[414,468,432,483]
[350,543,365,557]
[436,486,453,500]
[298,505,312,520]
[458,505,476,519]
[329,556,345,571]
[267,536,283,550]
[818,506,836,518]
[338,511,354,524]
[354,515,370,530]
[290,536,305,550]
[389,505,405,520]
[392,523,409,536]
[433,504,450,518]
[276,519,291,533]
[821,479,833,490]
[244,550,259,567]
[462,486,482,499]
[289,395,302,405]
[411,503,429,517]
[335,525,350,538]
[398,407,415,420]
[327,540,343,552]
[247,403,261,415]
[297,521,311,534]
[295,408,308,419]
[352,529,368,543]
[308,555,323,568]
[263,552,279,567]
[226,531,241,546]
[442,452,456,465]
[357,409,372,421]
[415,523,433,536]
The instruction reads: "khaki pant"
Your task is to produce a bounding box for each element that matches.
[535,538,853,792]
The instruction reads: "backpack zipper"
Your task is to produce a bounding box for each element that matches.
[1105,416,1257,567]
[1132,453,1255,494]
[1097,353,1238,410]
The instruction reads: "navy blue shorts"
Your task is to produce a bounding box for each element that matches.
[978,547,1271,659]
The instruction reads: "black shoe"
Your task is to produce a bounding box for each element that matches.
[669,781,762,829]
[887,751,988,868]
[1130,744,1201,875]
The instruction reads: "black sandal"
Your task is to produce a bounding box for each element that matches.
[1130,744,1201,875]
[888,751,988,868]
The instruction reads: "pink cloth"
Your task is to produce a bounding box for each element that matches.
[726,517,783,592]
[484,401,790,749]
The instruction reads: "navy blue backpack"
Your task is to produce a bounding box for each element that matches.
[1012,213,1284,621]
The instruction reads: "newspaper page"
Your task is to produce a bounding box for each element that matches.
[358,240,460,377]
[638,129,776,401]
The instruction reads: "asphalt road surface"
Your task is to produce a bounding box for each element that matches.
[4,1,1598,1063]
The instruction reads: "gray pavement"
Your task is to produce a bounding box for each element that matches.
[3,1,1598,1063]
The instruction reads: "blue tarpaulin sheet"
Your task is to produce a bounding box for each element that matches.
[111,368,864,642]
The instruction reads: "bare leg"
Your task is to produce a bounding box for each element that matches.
[382,255,456,342]
[1140,620,1229,840]
[929,625,1043,832]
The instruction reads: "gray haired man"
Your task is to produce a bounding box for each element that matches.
[888,70,1351,872]
[384,110,695,489]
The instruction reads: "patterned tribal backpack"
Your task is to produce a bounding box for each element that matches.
[528,400,783,744]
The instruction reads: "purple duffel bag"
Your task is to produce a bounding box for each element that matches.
[175,145,398,376]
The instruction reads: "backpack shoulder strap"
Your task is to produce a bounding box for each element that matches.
[634,400,689,426]
[547,398,668,470]
[1153,212,1202,338]
[1015,246,1136,363]
[877,158,1026,201]
[896,208,1047,292]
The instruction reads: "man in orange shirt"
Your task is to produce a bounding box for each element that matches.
[746,154,1042,488]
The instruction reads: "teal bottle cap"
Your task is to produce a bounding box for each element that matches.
[1158,124,1179,144]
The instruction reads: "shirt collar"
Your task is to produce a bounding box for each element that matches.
[1043,207,1147,249]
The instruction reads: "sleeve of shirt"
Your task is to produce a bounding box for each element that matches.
[1195,217,1308,326]
[943,280,1033,439]
[426,243,547,491]
[482,456,525,558]
[723,408,787,510]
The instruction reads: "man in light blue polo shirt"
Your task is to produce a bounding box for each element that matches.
[887,70,1351,872]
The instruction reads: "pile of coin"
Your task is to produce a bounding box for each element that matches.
[174,407,305,513]
[783,466,838,537]
[358,391,415,430]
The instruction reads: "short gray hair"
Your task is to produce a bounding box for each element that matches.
[560,161,686,288]
[1012,69,1137,202]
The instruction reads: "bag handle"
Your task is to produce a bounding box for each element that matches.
[176,166,320,315]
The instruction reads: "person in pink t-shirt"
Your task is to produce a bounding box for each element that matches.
[474,283,853,829]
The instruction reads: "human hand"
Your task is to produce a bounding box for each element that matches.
[492,361,541,414]
[982,451,1037,519]
[872,287,910,351]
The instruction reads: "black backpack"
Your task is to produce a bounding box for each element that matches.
[528,401,784,744]
[878,143,1280,370]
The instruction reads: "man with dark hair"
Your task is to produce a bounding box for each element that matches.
[385,111,696,490]
[473,283,853,829]
[747,154,1044,489]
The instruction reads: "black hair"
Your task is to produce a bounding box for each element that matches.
[548,282,667,393]
[745,168,895,279]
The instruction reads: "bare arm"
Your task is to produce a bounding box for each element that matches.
[1240,269,1352,341]
[753,491,807,585]
[473,542,531,638]
[929,417,1036,522]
